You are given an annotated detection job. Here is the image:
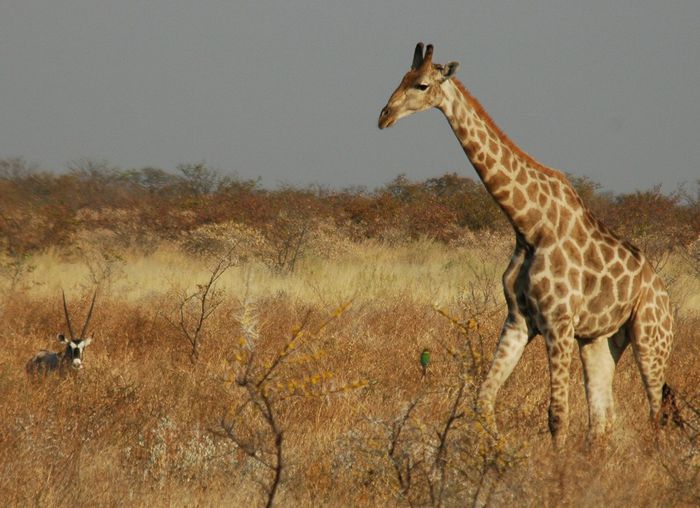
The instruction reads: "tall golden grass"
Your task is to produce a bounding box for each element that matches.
[1,234,699,507]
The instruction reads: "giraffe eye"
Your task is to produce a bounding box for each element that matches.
[414,83,429,91]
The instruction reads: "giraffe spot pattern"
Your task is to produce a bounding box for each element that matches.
[584,243,604,271]
[522,208,543,231]
[512,187,527,209]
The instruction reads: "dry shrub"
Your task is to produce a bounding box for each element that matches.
[178,221,267,261]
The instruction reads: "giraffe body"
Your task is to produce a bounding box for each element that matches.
[379,43,676,446]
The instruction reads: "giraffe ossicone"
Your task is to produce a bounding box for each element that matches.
[379,43,680,447]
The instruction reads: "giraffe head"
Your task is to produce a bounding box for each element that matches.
[378,43,459,129]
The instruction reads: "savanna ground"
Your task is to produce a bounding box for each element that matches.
[1,159,699,506]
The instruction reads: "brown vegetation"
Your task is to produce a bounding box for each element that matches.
[0,158,699,506]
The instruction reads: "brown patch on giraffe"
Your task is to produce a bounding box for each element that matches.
[489,139,500,154]
[551,247,567,278]
[557,207,572,237]
[536,226,556,248]
[626,253,640,271]
[546,203,559,225]
[589,276,614,313]
[457,126,468,139]
[487,170,509,190]
[526,181,539,200]
[464,138,479,156]
[531,255,547,274]
[662,315,672,331]
[570,294,583,315]
[568,268,580,287]
[510,158,519,173]
[484,155,497,168]
[562,239,582,265]
[571,220,588,247]
[584,243,604,271]
[599,276,614,303]
[617,246,629,262]
[522,208,542,231]
[656,292,667,309]
[583,271,598,293]
[564,187,580,209]
[578,314,596,332]
[630,273,641,297]
[477,130,487,144]
[512,187,526,209]
[599,243,615,261]
[609,303,623,319]
[501,146,512,170]
[539,295,555,311]
[538,193,547,208]
[493,189,510,202]
[532,277,550,299]
[554,282,568,298]
[548,180,562,199]
[554,303,569,319]
[516,168,528,185]
[603,232,619,244]
[617,274,630,300]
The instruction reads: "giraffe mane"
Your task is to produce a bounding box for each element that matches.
[451,78,573,188]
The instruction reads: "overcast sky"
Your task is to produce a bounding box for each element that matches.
[2,1,699,193]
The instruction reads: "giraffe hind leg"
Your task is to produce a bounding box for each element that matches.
[628,299,673,425]
[577,328,628,440]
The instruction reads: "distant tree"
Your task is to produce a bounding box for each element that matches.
[124,167,181,193]
[177,162,235,196]
[0,157,37,179]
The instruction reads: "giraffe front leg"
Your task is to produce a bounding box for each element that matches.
[545,320,575,450]
[477,319,530,433]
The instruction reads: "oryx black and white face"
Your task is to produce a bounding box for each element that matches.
[58,333,92,369]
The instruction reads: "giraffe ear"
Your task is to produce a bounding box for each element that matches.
[441,61,459,80]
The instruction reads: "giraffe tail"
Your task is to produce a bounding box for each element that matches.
[660,383,684,429]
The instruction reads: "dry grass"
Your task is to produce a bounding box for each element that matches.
[1,236,699,507]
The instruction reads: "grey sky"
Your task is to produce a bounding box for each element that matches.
[2,1,699,193]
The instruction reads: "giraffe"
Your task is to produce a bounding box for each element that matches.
[378,43,680,447]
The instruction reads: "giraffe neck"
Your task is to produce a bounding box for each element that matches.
[438,78,584,243]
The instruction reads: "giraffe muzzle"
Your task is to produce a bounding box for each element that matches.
[378,106,395,129]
